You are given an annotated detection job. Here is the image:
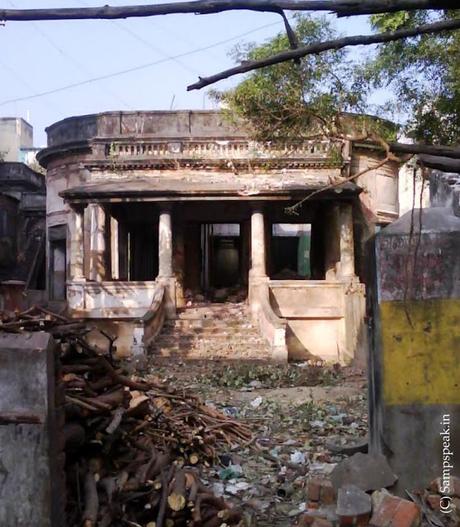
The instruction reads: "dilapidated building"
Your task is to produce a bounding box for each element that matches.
[0,162,46,310]
[37,110,400,363]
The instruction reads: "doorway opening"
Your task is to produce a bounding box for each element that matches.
[49,225,67,300]
[202,223,241,291]
[270,223,311,280]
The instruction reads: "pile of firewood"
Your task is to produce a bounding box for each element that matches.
[1,307,248,526]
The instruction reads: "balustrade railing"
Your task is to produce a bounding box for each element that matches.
[104,139,340,161]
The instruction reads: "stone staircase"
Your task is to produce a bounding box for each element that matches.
[149,302,272,360]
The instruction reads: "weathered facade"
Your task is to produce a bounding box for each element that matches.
[0,162,46,310]
[38,110,399,363]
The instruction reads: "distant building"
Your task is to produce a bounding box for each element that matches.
[398,160,430,215]
[0,117,34,162]
[0,118,46,310]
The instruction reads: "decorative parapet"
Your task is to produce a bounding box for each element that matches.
[88,138,344,171]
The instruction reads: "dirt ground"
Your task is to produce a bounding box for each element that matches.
[147,360,368,526]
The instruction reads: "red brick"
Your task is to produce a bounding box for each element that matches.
[339,515,356,526]
[320,481,336,505]
[370,495,420,527]
[452,476,460,498]
[356,512,371,526]
[312,519,334,527]
[369,495,403,526]
[297,514,316,526]
[426,494,441,511]
[391,500,420,527]
[308,479,322,502]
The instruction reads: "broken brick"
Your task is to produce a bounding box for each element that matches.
[312,519,334,527]
[426,494,441,511]
[321,481,337,505]
[337,485,372,527]
[370,494,421,527]
[308,479,323,502]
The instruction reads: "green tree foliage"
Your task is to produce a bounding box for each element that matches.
[367,10,460,145]
[213,11,459,146]
[211,15,374,142]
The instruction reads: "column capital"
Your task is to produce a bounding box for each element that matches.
[158,203,173,213]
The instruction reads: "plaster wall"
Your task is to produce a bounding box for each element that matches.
[0,118,33,161]
[268,281,364,363]
[351,147,399,223]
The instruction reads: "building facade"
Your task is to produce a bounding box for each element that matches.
[0,117,34,162]
[38,110,399,363]
[0,162,46,310]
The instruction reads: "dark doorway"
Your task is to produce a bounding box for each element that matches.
[270,223,311,280]
[128,223,158,281]
[202,224,241,290]
[49,225,67,300]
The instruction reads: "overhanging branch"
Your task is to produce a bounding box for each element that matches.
[188,17,460,90]
[418,155,460,173]
[389,142,460,160]
[0,0,458,22]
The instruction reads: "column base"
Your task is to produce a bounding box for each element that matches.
[156,276,176,319]
[248,272,269,319]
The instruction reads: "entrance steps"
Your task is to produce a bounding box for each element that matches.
[149,302,272,360]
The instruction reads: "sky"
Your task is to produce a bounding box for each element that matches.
[0,1,375,146]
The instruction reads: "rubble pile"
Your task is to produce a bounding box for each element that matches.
[0,307,248,526]
[298,473,460,527]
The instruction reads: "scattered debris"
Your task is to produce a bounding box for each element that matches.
[331,453,398,492]
[1,307,248,526]
[336,484,372,520]
[369,493,421,527]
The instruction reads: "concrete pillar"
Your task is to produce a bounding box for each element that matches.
[118,221,129,280]
[0,332,64,527]
[157,207,176,318]
[250,209,267,278]
[158,208,173,278]
[88,203,106,282]
[249,209,268,315]
[324,204,340,280]
[110,216,119,280]
[69,206,85,280]
[338,203,355,279]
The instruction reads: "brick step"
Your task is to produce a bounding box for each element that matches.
[151,347,271,359]
[149,302,271,360]
[154,334,264,345]
[164,319,253,330]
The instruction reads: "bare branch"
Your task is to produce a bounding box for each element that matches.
[285,155,393,215]
[389,142,460,160]
[188,17,460,90]
[0,0,457,22]
[418,154,460,173]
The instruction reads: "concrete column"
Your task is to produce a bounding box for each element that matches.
[88,203,106,282]
[69,206,85,280]
[324,204,340,281]
[157,207,176,319]
[338,203,355,279]
[250,209,267,277]
[249,209,268,316]
[110,216,119,280]
[158,208,173,278]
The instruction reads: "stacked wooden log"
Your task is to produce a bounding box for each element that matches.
[0,307,247,526]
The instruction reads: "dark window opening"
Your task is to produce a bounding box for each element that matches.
[128,223,158,281]
[271,223,311,280]
[49,225,67,300]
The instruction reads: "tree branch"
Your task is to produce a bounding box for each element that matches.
[389,142,460,160]
[285,154,394,215]
[188,17,460,90]
[418,154,460,173]
[0,0,457,22]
